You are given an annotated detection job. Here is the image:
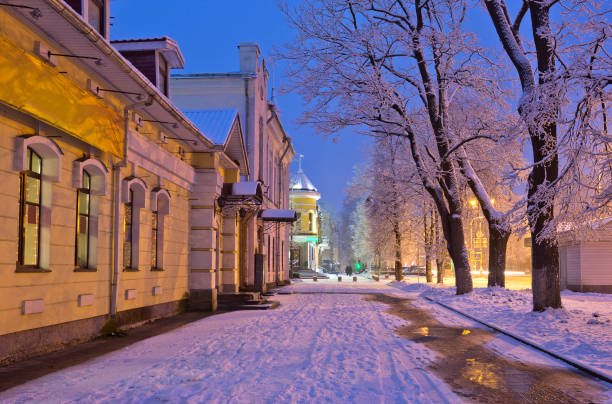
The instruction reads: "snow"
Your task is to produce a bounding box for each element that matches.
[231,181,260,196]
[401,282,612,379]
[0,281,462,404]
[3,277,612,403]
[259,209,297,221]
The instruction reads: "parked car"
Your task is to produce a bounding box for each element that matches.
[403,265,426,276]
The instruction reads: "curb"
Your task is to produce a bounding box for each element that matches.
[423,296,612,385]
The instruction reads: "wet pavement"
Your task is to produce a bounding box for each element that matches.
[367,293,610,404]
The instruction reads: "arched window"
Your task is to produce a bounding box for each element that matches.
[72,157,108,271]
[15,136,62,272]
[150,188,170,270]
[18,148,42,268]
[76,170,91,268]
[122,177,147,271]
[124,189,134,269]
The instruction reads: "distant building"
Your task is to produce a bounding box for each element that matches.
[170,44,295,290]
[290,158,321,271]
[559,220,612,293]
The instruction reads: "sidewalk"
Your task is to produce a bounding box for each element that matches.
[392,281,612,381]
[0,311,213,392]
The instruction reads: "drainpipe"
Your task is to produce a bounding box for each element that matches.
[276,134,292,283]
[110,96,153,317]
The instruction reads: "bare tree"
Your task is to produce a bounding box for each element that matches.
[482,0,611,310]
[279,0,513,294]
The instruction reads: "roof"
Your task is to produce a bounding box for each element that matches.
[112,36,185,69]
[260,209,297,222]
[171,72,257,79]
[182,109,239,145]
[290,169,318,192]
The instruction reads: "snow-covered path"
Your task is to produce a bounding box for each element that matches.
[0,284,460,404]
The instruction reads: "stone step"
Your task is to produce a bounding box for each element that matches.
[234,301,280,310]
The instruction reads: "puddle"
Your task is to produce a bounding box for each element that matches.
[367,293,609,403]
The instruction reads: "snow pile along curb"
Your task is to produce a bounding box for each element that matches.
[393,282,612,383]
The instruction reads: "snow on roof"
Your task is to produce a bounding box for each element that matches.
[182,109,239,145]
[290,169,318,192]
[232,181,261,197]
[260,209,297,222]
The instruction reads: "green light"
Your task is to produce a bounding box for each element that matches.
[355,262,362,270]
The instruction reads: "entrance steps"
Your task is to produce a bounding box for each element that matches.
[218,292,280,311]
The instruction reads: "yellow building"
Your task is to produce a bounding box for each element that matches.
[0,0,259,364]
[290,158,321,271]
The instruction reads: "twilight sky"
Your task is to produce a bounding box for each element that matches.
[109,0,371,215]
[109,1,530,215]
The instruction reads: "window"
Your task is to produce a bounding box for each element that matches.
[18,148,42,267]
[151,211,159,269]
[158,55,168,96]
[309,212,314,233]
[123,189,134,269]
[121,177,146,271]
[75,170,92,268]
[87,0,104,36]
[150,188,169,270]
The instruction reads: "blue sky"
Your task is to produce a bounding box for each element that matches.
[109,0,370,215]
[109,1,533,215]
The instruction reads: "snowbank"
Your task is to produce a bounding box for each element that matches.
[401,283,612,379]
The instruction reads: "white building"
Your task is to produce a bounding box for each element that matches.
[171,43,295,290]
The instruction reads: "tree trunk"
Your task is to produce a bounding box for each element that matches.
[436,258,444,284]
[527,1,561,311]
[442,212,473,294]
[487,221,510,288]
[393,222,403,281]
[424,207,433,283]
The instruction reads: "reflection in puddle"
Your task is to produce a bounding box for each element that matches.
[462,358,503,391]
[366,294,609,403]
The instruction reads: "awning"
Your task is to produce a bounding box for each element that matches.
[260,209,297,222]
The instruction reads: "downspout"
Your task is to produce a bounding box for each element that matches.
[110,96,153,317]
[276,135,292,282]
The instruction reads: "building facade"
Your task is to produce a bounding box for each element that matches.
[289,160,321,272]
[0,0,256,364]
[171,44,295,290]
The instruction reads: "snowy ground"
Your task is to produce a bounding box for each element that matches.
[394,281,612,380]
[0,280,461,404]
[2,276,611,403]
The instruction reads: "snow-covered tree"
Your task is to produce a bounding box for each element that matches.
[279,0,514,294]
[481,0,611,310]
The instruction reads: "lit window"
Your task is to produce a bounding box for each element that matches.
[18,148,42,267]
[151,211,159,269]
[76,171,92,268]
[123,189,134,269]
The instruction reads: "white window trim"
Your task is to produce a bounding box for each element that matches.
[15,136,63,271]
[150,188,170,270]
[122,177,147,270]
[73,158,108,270]
[73,157,109,196]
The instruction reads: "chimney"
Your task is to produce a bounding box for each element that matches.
[238,42,261,73]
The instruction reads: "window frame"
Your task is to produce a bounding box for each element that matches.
[75,170,92,269]
[151,210,159,270]
[17,148,43,270]
[123,188,135,271]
